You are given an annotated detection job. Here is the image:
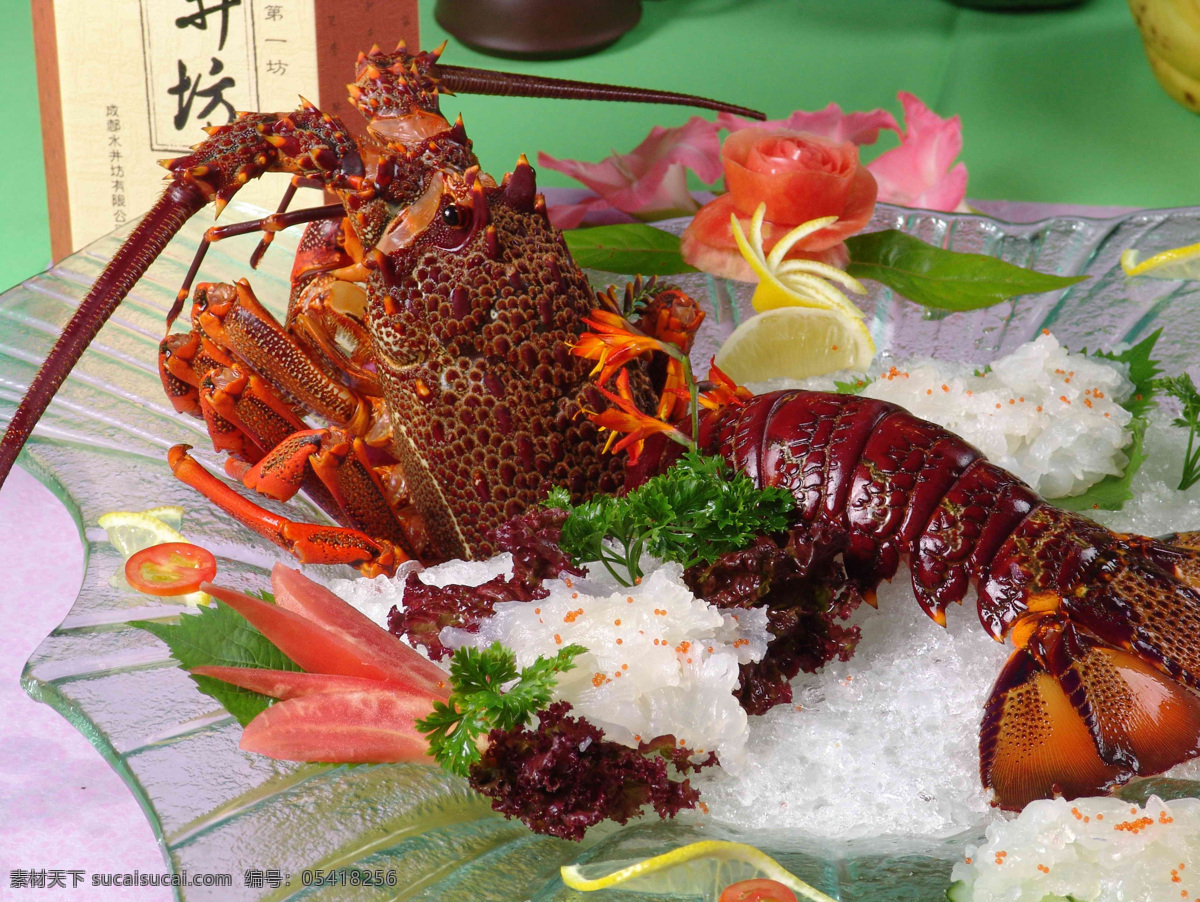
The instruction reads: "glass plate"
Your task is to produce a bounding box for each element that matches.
[5,200,1200,901]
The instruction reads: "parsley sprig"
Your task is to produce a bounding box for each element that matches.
[1155,373,1200,490]
[416,641,585,777]
[545,450,795,586]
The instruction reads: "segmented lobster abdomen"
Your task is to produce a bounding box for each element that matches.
[704,389,1200,809]
[701,390,1044,616]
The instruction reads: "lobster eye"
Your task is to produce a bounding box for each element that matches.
[442,205,463,228]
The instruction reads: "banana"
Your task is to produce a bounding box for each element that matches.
[1128,0,1200,112]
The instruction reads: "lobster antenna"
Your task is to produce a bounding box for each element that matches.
[435,65,766,121]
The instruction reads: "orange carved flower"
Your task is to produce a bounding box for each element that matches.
[697,361,753,411]
[586,370,690,464]
[572,309,674,387]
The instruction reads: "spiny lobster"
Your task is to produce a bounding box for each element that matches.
[1,42,1199,814]
[0,42,754,574]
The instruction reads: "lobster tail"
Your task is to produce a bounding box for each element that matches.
[434,64,766,120]
[0,181,209,488]
[979,507,1200,809]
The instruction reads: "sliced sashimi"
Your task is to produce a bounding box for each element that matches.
[191,665,446,701]
[203,582,395,681]
[270,564,449,692]
[239,689,437,763]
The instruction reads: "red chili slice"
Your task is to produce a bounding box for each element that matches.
[719,879,798,902]
[125,543,217,596]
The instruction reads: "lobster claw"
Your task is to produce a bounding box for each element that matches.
[980,614,1200,809]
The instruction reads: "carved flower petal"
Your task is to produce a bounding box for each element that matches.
[867,92,969,212]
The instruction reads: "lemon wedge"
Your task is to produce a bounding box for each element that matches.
[731,204,868,320]
[97,508,209,605]
[714,306,875,384]
[560,839,834,901]
[1121,240,1200,281]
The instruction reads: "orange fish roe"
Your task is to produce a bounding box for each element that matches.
[591,672,610,687]
[1113,816,1155,833]
[563,608,584,623]
[1060,395,1071,404]
[677,641,691,654]
[615,638,623,645]
[571,592,579,599]
[564,579,573,588]
[733,638,749,648]
[942,384,950,392]
[699,802,709,814]
[927,389,933,395]
[554,634,562,645]
[614,619,621,626]
[1037,864,1050,874]
[621,664,628,670]
[626,596,634,604]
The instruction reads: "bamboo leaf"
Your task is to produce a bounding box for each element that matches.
[845,230,1086,311]
[563,224,698,275]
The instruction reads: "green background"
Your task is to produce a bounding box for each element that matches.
[1,0,1197,295]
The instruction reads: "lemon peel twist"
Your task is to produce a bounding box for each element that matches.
[730,203,868,319]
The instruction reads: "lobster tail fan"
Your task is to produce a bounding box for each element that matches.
[0,181,210,490]
[434,64,766,120]
[1051,631,1200,777]
[980,645,1126,810]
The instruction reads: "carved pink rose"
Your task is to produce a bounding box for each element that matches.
[681,129,877,281]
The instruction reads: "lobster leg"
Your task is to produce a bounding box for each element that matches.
[242,427,425,560]
[170,201,346,326]
[191,281,373,434]
[168,444,405,577]
[0,103,363,488]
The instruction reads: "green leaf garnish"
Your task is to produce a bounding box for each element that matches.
[834,378,871,395]
[1084,329,1163,419]
[550,449,794,585]
[1056,330,1162,512]
[845,230,1086,311]
[1153,372,1200,490]
[134,596,301,727]
[416,642,585,777]
[563,224,698,275]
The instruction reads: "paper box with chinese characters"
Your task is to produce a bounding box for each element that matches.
[32,0,419,260]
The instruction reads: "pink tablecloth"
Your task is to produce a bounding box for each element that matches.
[0,199,1139,896]
[0,468,170,899]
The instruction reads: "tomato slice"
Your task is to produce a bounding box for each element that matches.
[125,542,217,596]
[719,879,798,902]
